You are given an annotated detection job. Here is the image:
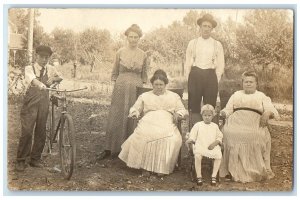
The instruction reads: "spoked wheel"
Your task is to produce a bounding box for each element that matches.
[43,111,53,154]
[59,113,76,180]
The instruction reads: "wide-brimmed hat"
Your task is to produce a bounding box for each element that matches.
[36,45,53,56]
[197,14,217,28]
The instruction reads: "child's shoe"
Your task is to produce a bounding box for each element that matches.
[211,177,217,186]
[196,177,203,186]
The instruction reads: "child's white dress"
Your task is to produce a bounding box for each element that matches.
[189,121,223,159]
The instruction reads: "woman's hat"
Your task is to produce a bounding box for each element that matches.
[197,14,217,28]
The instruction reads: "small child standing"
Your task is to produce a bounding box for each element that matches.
[186,104,223,186]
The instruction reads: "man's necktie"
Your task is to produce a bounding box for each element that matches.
[39,67,45,79]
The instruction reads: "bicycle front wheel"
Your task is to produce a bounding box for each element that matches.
[43,110,53,155]
[59,113,76,180]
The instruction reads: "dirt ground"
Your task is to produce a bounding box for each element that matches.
[6,97,294,192]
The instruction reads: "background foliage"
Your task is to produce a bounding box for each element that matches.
[8,9,293,102]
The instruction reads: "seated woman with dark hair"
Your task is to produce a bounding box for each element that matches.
[118,69,188,176]
[219,70,280,183]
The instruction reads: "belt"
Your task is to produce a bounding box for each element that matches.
[233,107,262,115]
[191,66,215,71]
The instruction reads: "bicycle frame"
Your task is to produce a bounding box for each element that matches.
[49,93,65,146]
[45,85,87,179]
[47,86,87,150]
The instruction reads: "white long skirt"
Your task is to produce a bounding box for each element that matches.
[219,110,273,182]
[118,110,182,174]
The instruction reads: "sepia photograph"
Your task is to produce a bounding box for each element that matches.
[6,7,294,192]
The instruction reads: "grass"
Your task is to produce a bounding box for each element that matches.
[8,61,293,104]
[57,61,294,105]
[59,62,112,83]
[57,62,187,99]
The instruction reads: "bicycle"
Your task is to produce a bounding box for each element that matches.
[44,85,87,180]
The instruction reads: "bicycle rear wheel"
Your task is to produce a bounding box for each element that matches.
[59,113,76,180]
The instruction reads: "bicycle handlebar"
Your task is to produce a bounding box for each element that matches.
[46,86,88,92]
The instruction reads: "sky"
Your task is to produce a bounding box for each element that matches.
[36,8,245,36]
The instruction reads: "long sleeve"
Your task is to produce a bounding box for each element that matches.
[24,65,36,85]
[129,94,144,118]
[184,40,194,80]
[141,54,149,83]
[111,50,121,81]
[215,125,223,143]
[221,93,235,117]
[188,123,199,143]
[215,41,225,83]
[174,94,188,117]
[262,94,280,119]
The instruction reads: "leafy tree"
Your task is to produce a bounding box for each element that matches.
[236,9,293,99]
[50,28,76,64]
[9,8,28,34]
[9,8,51,67]
[237,10,293,68]
[78,28,113,65]
[8,8,293,101]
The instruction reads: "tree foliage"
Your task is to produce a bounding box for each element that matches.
[237,10,293,68]
[236,10,293,99]
[9,9,51,66]
[78,28,113,65]
[8,9,293,100]
[50,28,76,64]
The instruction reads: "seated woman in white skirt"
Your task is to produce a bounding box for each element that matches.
[118,69,188,176]
[219,70,280,183]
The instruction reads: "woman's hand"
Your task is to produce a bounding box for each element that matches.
[219,110,226,118]
[128,110,139,119]
[208,141,219,150]
[185,138,194,156]
[173,113,182,124]
[185,138,193,145]
[260,111,272,127]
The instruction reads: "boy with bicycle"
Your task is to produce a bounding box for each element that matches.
[15,45,63,172]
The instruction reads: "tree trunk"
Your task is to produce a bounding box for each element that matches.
[27,8,34,65]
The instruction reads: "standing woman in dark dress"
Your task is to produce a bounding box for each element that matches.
[99,24,148,159]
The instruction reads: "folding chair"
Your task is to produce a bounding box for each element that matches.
[127,86,185,168]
